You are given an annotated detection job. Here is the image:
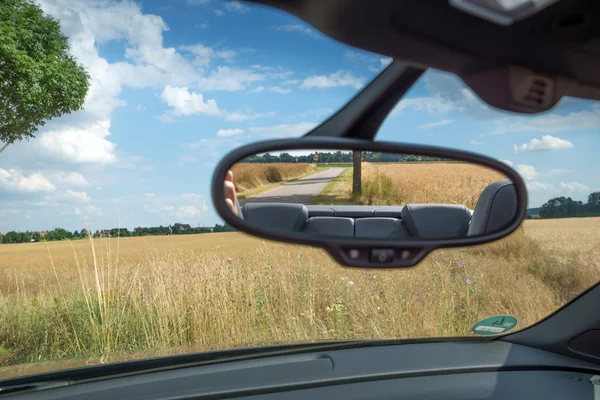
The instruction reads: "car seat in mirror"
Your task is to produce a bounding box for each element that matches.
[212,138,527,268]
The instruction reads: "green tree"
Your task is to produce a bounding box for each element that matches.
[73,230,81,239]
[4,231,19,243]
[588,192,600,212]
[32,232,42,242]
[0,0,90,154]
[80,228,90,238]
[20,231,31,243]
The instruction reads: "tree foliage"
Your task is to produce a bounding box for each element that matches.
[0,0,90,151]
[539,192,600,218]
[240,151,447,164]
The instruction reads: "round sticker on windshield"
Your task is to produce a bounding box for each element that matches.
[472,316,517,335]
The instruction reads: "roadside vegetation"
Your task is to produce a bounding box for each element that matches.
[232,163,317,199]
[0,217,598,375]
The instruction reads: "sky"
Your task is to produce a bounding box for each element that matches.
[0,0,598,232]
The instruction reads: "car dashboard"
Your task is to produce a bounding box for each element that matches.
[7,341,600,400]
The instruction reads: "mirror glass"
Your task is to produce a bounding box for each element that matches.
[223,149,517,241]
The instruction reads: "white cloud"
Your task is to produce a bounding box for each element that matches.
[275,24,315,37]
[381,57,393,68]
[136,104,146,112]
[224,1,249,13]
[249,122,318,138]
[343,50,378,64]
[469,140,484,145]
[516,164,537,181]
[179,156,199,165]
[197,66,264,91]
[195,22,209,28]
[39,120,117,164]
[45,190,91,204]
[560,181,591,193]
[392,96,457,116]
[160,86,221,118]
[527,181,556,192]
[300,70,365,89]
[74,204,103,216]
[143,193,209,221]
[0,169,56,193]
[179,44,236,66]
[422,70,494,119]
[186,138,244,157]
[249,85,265,93]
[144,193,155,197]
[544,169,575,177]
[217,128,244,137]
[493,107,600,134]
[224,110,275,122]
[282,79,299,85]
[54,172,89,187]
[418,119,454,129]
[214,9,225,16]
[268,86,291,94]
[500,160,513,167]
[513,135,574,153]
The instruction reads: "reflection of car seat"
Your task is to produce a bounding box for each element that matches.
[468,179,518,236]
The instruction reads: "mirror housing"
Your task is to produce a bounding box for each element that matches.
[211,137,528,268]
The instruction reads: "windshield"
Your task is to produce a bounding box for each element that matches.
[0,0,599,379]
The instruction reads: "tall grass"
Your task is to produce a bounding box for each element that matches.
[1,218,599,372]
[231,163,316,193]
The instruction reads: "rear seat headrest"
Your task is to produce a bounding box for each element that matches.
[468,179,517,236]
[241,203,308,233]
[401,204,471,239]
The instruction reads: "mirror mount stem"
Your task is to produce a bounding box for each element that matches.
[305,61,425,140]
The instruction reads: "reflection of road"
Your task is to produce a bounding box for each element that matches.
[241,168,345,204]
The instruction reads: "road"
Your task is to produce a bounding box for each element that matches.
[241,167,345,204]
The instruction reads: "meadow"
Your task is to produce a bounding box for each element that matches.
[313,162,505,208]
[1,217,599,378]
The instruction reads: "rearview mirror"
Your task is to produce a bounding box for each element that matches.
[211,138,527,268]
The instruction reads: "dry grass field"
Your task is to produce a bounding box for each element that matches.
[313,162,505,209]
[231,163,316,197]
[1,217,599,377]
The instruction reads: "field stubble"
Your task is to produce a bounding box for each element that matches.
[1,217,599,376]
[313,162,505,209]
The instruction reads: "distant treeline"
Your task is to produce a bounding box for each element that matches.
[535,192,600,219]
[0,223,235,244]
[241,151,449,164]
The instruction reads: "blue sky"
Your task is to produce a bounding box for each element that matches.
[0,0,598,232]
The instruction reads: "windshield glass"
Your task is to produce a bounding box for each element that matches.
[1,0,599,380]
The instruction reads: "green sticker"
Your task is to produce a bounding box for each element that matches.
[472,316,517,335]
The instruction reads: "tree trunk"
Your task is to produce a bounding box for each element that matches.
[352,150,361,194]
[0,140,12,154]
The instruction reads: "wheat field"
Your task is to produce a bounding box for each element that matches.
[1,217,599,377]
[313,163,506,209]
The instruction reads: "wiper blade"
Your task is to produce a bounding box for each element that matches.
[0,381,69,396]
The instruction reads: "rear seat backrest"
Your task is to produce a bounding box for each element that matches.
[355,217,409,239]
[401,204,472,239]
[468,179,517,236]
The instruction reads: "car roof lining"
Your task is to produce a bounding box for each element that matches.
[249,0,600,114]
